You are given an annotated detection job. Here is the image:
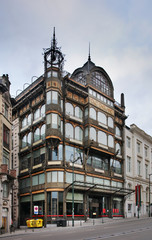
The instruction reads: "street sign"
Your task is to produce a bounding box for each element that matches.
[34,206,38,215]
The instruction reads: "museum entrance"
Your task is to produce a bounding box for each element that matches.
[89,195,109,218]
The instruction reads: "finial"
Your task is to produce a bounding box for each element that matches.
[53,27,56,48]
[88,42,91,61]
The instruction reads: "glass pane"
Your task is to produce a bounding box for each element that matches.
[108,135,114,148]
[58,171,64,182]
[47,172,51,182]
[75,106,82,119]
[98,112,107,125]
[75,126,82,141]
[98,131,107,145]
[27,132,31,146]
[90,108,96,120]
[52,91,58,104]
[34,109,40,120]
[52,114,57,128]
[41,124,45,139]
[66,102,74,116]
[41,105,45,117]
[22,117,27,128]
[39,173,45,184]
[22,135,27,148]
[65,123,74,138]
[58,144,63,160]
[27,114,31,125]
[34,128,40,142]
[46,91,51,104]
[32,175,38,186]
[52,171,57,182]
[108,117,114,128]
[90,127,96,141]
[66,172,72,183]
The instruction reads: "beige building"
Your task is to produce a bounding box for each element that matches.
[0,75,16,234]
[124,124,152,218]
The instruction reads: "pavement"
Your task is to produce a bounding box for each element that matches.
[0,216,151,238]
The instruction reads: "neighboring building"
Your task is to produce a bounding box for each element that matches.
[124,124,152,218]
[0,75,16,233]
[12,30,132,226]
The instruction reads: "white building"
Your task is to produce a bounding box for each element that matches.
[124,124,152,218]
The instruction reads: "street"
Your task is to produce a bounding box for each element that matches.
[1,218,152,240]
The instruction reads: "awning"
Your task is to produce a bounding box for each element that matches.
[65,181,135,196]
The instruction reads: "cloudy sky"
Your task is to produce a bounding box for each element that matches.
[0,0,152,135]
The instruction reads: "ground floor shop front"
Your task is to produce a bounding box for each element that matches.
[20,190,125,226]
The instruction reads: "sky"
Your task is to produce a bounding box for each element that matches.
[0,0,152,135]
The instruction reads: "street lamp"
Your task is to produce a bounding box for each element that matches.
[149,173,152,217]
[70,153,82,227]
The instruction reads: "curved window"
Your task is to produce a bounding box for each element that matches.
[90,127,96,142]
[98,112,107,125]
[75,126,83,141]
[116,143,121,155]
[115,126,121,137]
[34,128,40,142]
[108,117,114,128]
[108,135,114,148]
[66,102,74,116]
[90,108,96,120]
[46,91,60,105]
[22,114,31,128]
[46,114,61,129]
[65,123,74,139]
[98,131,107,145]
[91,71,113,97]
[75,106,82,119]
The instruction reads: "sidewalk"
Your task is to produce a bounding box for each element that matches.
[0,216,151,238]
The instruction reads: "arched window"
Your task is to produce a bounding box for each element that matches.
[66,102,74,116]
[108,117,114,128]
[90,127,96,142]
[108,135,114,148]
[41,124,45,140]
[65,123,74,139]
[98,112,107,125]
[98,131,107,145]
[75,126,83,141]
[34,128,40,142]
[90,108,96,120]
[75,106,82,119]
[116,143,121,155]
[115,126,121,137]
[34,109,40,121]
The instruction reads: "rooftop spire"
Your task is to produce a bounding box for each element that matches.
[88,42,91,61]
[53,27,56,47]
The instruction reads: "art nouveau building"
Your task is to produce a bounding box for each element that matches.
[12,31,131,226]
[124,124,152,218]
[0,75,16,233]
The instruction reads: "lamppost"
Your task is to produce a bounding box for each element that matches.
[70,153,82,227]
[149,173,152,217]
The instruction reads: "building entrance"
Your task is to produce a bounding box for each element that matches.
[89,196,109,218]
